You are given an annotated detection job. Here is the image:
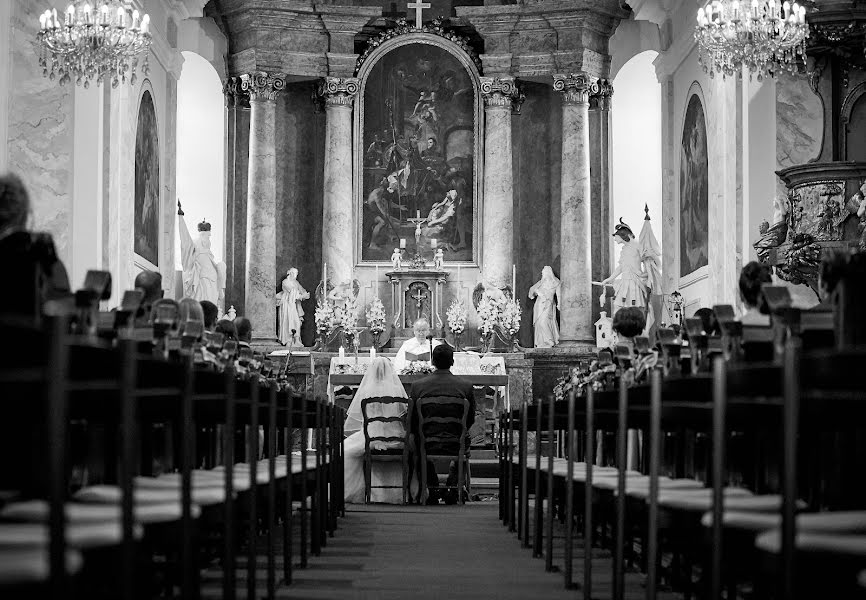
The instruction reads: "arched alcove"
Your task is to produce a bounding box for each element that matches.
[611,50,662,267]
[175,51,225,271]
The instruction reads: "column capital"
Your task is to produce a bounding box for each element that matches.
[223,76,250,109]
[553,73,599,105]
[240,71,287,102]
[589,78,614,111]
[318,77,360,108]
[480,76,520,110]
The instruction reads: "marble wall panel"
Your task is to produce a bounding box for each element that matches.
[513,82,561,348]
[7,0,74,260]
[276,83,325,347]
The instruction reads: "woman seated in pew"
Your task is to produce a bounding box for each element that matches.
[738,261,772,326]
[343,357,411,504]
[0,173,71,320]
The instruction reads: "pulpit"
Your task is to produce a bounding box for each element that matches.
[386,269,448,342]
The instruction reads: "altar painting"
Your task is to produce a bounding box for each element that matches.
[134,89,160,267]
[359,41,477,263]
[679,92,708,277]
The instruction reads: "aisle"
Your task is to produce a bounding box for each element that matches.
[281,501,606,600]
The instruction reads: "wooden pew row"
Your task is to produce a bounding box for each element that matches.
[0,306,342,600]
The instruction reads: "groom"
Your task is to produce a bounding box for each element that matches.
[409,344,475,504]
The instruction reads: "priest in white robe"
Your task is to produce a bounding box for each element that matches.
[177,202,225,309]
[394,317,441,371]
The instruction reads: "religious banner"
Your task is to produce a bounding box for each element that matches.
[679,90,709,277]
[134,88,160,267]
[355,32,481,264]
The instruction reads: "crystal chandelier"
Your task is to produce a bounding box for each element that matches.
[37,1,152,88]
[695,1,810,80]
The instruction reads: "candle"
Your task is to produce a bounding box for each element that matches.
[117,6,125,27]
[131,9,139,29]
[52,8,59,27]
[65,5,75,25]
[370,348,376,360]
[141,14,149,33]
[338,346,345,359]
[431,238,437,248]
[374,265,379,297]
[323,262,327,287]
[400,238,406,249]
[512,264,516,294]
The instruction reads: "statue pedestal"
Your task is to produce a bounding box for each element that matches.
[386,269,448,341]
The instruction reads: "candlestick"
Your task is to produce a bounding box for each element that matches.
[400,238,406,249]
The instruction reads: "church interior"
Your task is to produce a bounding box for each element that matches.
[2,0,866,598]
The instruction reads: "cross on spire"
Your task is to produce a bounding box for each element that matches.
[407,0,430,28]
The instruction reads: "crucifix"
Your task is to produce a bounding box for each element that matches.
[407,0,430,28]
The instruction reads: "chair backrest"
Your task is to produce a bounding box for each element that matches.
[415,396,470,455]
[360,396,408,450]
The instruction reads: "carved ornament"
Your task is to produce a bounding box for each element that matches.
[355,17,482,75]
[480,76,520,109]
[223,76,250,109]
[240,71,287,102]
[589,78,614,111]
[553,73,599,105]
[317,77,360,107]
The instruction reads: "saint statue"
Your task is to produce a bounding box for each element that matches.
[433,248,445,270]
[276,267,310,346]
[391,247,403,270]
[598,218,650,316]
[528,266,561,347]
[177,201,225,309]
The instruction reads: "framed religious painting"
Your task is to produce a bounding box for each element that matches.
[679,86,709,279]
[354,31,482,265]
[134,87,160,269]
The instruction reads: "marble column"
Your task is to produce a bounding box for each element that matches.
[241,71,286,341]
[554,73,598,345]
[588,79,613,327]
[480,76,519,289]
[319,77,359,287]
[223,76,251,316]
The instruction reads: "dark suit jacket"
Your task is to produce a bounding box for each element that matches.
[409,369,475,453]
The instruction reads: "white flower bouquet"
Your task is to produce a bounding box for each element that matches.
[314,300,334,337]
[477,296,501,337]
[365,297,387,335]
[446,299,468,335]
[340,297,360,336]
[500,299,522,336]
[400,361,435,375]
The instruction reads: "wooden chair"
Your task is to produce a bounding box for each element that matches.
[360,397,410,504]
[415,397,471,505]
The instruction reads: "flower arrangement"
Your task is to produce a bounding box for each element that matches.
[339,296,360,337]
[446,299,468,334]
[476,296,501,337]
[400,361,435,375]
[365,297,387,335]
[553,360,617,401]
[500,299,522,336]
[314,300,334,337]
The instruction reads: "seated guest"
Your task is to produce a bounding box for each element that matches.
[612,306,646,351]
[739,261,772,326]
[234,316,252,349]
[410,344,474,504]
[394,317,441,371]
[200,300,218,331]
[178,297,204,335]
[694,307,720,336]
[343,357,410,504]
[215,318,237,341]
[0,173,71,320]
[133,270,163,325]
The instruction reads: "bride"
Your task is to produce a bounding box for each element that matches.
[343,358,412,504]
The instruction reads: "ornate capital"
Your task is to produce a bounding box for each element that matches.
[223,76,250,109]
[240,71,287,102]
[589,78,614,111]
[318,77,359,108]
[553,73,598,105]
[480,76,520,110]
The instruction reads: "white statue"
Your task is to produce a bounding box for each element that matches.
[391,247,403,271]
[433,248,445,270]
[327,279,359,304]
[598,218,651,316]
[177,201,226,309]
[527,265,561,347]
[276,267,310,346]
[472,276,506,308]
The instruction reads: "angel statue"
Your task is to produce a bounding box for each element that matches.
[528,266,561,347]
[754,196,790,263]
[276,267,310,347]
[177,200,226,310]
[327,278,361,305]
[472,276,507,309]
[598,215,662,325]
[433,248,445,270]
[391,247,403,271]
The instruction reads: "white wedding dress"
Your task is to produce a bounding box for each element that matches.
[343,358,414,504]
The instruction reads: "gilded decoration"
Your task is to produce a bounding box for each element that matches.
[318,77,360,107]
[553,72,599,105]
[240,71,287,102]
[353,26,483,266]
